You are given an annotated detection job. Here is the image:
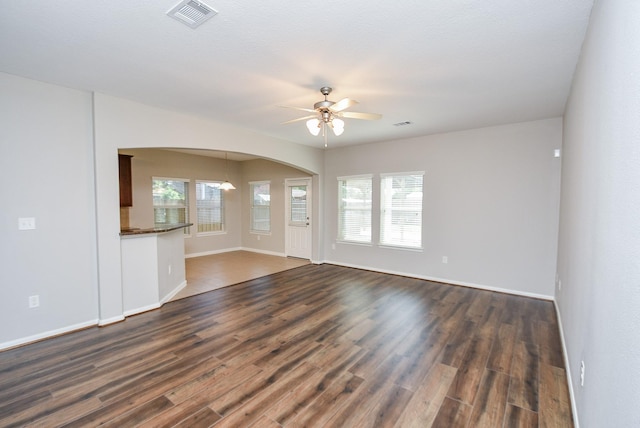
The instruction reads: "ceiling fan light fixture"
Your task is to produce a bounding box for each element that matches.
[306,118,321,136]
[283,87,381,146]
[332,118,344,136]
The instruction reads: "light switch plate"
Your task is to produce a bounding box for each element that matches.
[18,217,36,230]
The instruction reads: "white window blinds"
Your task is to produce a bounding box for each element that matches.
[250,181,271,232]
[338,175,372,243]
[380,173,423,248]
[196,181,224,233]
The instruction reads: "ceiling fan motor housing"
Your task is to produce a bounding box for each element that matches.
[315,86,336,114]
[314,100,335,110]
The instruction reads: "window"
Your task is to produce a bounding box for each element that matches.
[196,181,224,234]
[250,181,271,233]
[338,175,372,243]
[152,178,189,234]
[380,172,423,248]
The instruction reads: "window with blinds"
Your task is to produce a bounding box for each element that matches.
[152,178,189,234]
[338,175,372,243]
[380,172,423,248]
[250,181,271,233]
[196,181,224,234]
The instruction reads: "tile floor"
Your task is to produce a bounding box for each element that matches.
[171,250,310,300]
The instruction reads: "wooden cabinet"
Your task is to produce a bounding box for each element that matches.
[118,154,133,207]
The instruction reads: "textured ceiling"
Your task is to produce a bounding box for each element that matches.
[0,0,593,149]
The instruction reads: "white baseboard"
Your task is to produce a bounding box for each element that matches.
[185,247,242,259]
[553,300,580,428]
[323,260,554,301]
[0,319,99,351]
[123,303,161,318]
[161,280,188,304]
[186,246,294,259]
[239,247,287,258]
[98,315,125,326]
[123,279,187,317]
[185,246,321,261]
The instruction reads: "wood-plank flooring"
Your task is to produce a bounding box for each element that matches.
[0,264,572,427]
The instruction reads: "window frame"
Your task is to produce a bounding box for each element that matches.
[152,177,190,235]
[195,180,226,236]
[337,174,373,245]
[379,171,424,250]
[249,180,271,234]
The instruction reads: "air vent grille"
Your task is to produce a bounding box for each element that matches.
[393,121,413,127]
[167,0,218,29]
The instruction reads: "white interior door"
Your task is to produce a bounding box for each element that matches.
[285,178,312,259]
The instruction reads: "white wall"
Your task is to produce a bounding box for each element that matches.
[93,93,324,324]
[0,72,98,347]
[0,76,324,347]
[324,118,562,298]
[241,159,311,255]
[557,1,640,426]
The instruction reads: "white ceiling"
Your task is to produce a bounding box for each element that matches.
[0,0,594,149]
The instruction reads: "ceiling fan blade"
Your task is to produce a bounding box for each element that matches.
[278,105,317,113]
[329,98,358,112]
[339,111,382,120]
[281,115,318,124]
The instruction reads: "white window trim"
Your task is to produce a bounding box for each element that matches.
[335,240,374,247]
[378,243,424,252]
[195,179,225,236]
[152,176,190,236]
[379,171,424,249]
[337,174,373,244]
[250,180,271,234]
[337,174,373,181]
[379,171,425,178]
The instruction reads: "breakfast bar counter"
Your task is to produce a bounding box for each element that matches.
[120,223,191,316]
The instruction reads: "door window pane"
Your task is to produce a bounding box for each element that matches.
[290,185,307,223]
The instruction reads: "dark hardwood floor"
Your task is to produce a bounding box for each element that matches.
[0,264,572,427]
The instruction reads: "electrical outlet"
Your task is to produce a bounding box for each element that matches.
[442,256,448,264]
[168,264,172,275]
[18,217,36,230]
[558,279,562,291]
[28,295,40,308]
[331,243,336,250]
[580,360,585,386]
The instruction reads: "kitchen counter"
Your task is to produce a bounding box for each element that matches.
[120,223,192,236]
[120,224,190,316]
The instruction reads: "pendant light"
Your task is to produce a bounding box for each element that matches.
[219,152,235,190]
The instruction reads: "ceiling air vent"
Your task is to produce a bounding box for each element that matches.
[393,121,413,127]
[167,0,218,29]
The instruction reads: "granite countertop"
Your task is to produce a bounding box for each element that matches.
[120,223,192,236]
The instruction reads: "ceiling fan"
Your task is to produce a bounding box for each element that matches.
[281,87,382,147]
